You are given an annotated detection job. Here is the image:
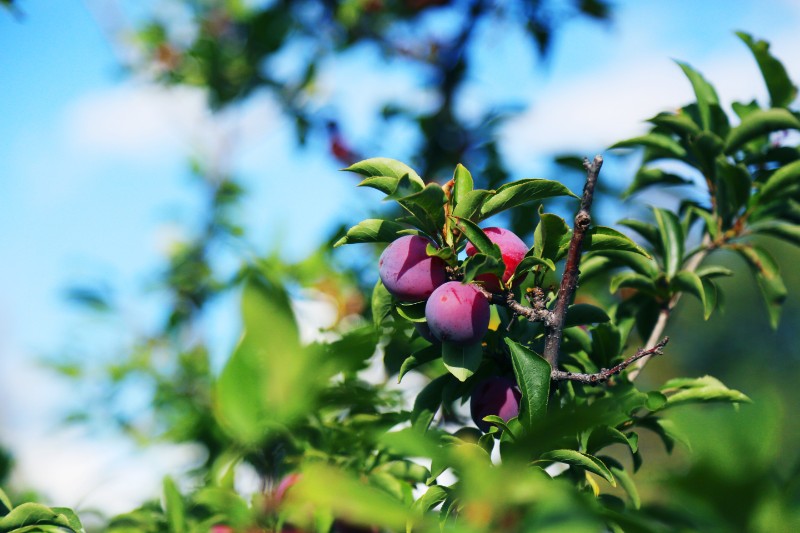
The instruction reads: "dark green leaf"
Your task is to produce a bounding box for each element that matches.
[653,208,684,278]
[564,304,610,328]
[737,32,798,108]
[623,166,694,198]
[397,184,447,238]
[460,253,506,285]
[451,217,502,259]
[749,220,800,246]
[411,374,451,431]
[0,490,10,516]
[700,278,718,320]
[609,272,658,296]
[441,341,483,382]
[512,255,557,279]
[590,323,622,367]
[648,111,702,137]
[715,161,751,225]
[504,338,551,431]
[669,270,706,313]
[586,425,634,455]
[617,218,661,254]
[589,249,658,277]
[334,219,414,247]
[725,108,800,154]
[675,61,722,133]
[538,450,615,486]
[398,345,441,383]
[733,244,788,328]
[395,301,427,323]
[479,179,577,220]
[757,159,800,203]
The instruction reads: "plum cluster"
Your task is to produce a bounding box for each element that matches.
[377,228,528,430]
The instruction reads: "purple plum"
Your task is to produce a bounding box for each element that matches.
[425,281,490,345]
[378,235,447,302]
[470,376,522,432]
[465,227,528,292]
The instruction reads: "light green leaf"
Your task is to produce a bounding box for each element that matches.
[479,179,577,220]
[504,338,551,431]
[670,270,706,313]
[653,208,684,278]
[409,486,448,532]
[163,477,185,533]
[695,265,734,279]
[372,280,393,328]
[0,502,81,532]
[661,375,751,407]
[700,278,718,320]
[584,226,651,258]
[346,158,425,194]
[725,108,800,154]
[452,189,494,221]
[452,164,473,205]
[749,220,800,246]
[481,415,517,438]
[533,212,571,262]
[538,449,615,486]
[610,133,688,160]
[451,217,501,259]
[334,219,414,247]
[441,341,483,382]
[609,465,641,509]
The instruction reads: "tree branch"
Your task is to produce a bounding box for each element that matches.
[551,337,669,384]
[473,284,550,322]
[542,155,602,368]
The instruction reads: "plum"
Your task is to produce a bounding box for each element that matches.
[425,281,490,345]
[378,235,447,301]
[465,227,528,292]
[470,376,522,432]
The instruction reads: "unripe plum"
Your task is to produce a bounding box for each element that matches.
[425,281,490,345]
[470,376,522,432]
[465,227,528,292]
[379,235,447,302]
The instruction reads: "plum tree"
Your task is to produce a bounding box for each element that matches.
[424,281,490,345]
[465,227,528,292]
[378,235,447,301]
[470,376,522,433]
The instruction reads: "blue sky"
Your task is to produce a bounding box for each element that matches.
[1,0,799,515]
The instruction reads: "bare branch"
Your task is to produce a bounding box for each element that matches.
[551,337,670,384]
[473,284,550,322]
[542,155,603,368]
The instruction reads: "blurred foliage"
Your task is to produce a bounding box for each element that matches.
[3,1,800,531]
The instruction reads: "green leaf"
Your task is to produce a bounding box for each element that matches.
[512,256,556,279]
[564,304,610,328]
[676,61,722,133]
[411,374,451,431]
[504,338,551,431]
[617,218,661,254]
[398,345,441,383]
[395,301,427,323]
[759,160,800,204]
[215,276,305,444]
[49,508,84,533]
[700,278,718,320]
[452,189,494,221]
[609,272,658,296]
[737,32,798,108]
[623,166,694,198]
[452,164,473,206]
[584,226,651,258]
[0,502,81,532]
[733,244,788,328]
[653,208,684,278]
[397,184,447,238]
[533,212,571,261]
[481,415,518,438]
[725,108,800,154]
[610,133,688,160]
[590,249,658,277]
[749,220,800,246]
[695,265,734,279]
[163,477,185,533]
[479,179,577,220]
[451,217,501,259]
[334,219,414,247]
[0,489,11,516]
[661,375,751,407]
[538,450,615,486]
[346,158,425,194]
[409,486,447,530]
[372,280,393,328]
[648,111,702,137]
[715,161,751,225]
[586,425,635,456]
[441,341,483,382]
[460,253,506,285]
[609,465,641,509]
[669,270,706,313]
[590,323,622,368]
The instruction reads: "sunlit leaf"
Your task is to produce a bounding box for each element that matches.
[452,164,473,206]
[610,133,688,160]
[346,158,425,194]
[724,108,800,154]
[504,339,551,431]
[584,226,651,258]
[441,341,483,382]
[0,502,82,532]
[372,280,393,328]
[653,208,684,278]
[538,449,615,486]
[533,212,571,261]
[479,179,577,220]
[334,219,415,247]
[163,477,185,533]
[758,160,800,204]
[661,375,751,407]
